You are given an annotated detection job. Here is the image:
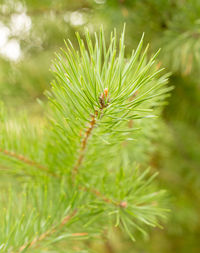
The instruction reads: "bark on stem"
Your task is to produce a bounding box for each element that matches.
[18,210,81,252]
[0,148,57,177]
[72,110,98,176]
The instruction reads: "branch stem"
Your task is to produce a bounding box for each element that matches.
[72,110,98,176]
[0,149,126,208]
[0,148,57,177]
[18,210,80,252]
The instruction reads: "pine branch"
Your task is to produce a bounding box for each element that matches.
[0,147,57,178]
[0,144,129,207]
[48,26,170,180]
[0,146,127,209]
[0,146,127,207]
[0,27,170,251]
[17,210,79,253]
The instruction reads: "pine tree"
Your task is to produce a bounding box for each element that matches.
[0,27,171,252]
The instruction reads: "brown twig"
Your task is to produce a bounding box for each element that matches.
[18,210,83,252]
[72,110,98,176]
[0,148,58,177]
[16,190,125,252]
[89,187,117,205]
[73,88,110,177]
[0,147,127,210]
[16,187,126,252]
[0,148,126,208]
[79,186,127,208]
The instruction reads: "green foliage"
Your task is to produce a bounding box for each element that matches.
[0,28,170,252]
[1,0,200,252]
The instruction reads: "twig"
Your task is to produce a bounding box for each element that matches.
[16,190,126,252]
[18,210,83,252]
[72,88,110,177]
[0,148,58,177]
[80,186,127,208]
[0,148,126,208]
[72,110,98,176]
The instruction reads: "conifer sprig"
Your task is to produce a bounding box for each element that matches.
[48,26,170,177]
[0,27,170,252]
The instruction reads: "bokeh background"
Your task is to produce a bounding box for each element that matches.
[0,0,200,252]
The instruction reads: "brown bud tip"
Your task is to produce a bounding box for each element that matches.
[104,88,108,98]
[120,201,127,208]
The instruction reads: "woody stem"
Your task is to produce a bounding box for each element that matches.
[72,110,98,176]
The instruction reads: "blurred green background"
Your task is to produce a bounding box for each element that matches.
[0,0,200,252]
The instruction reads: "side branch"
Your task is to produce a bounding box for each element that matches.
[72,110,98,175]
[80,186,127,208]
[17,210,83,252]
[0,148,57,177]
[0,149,126,208]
